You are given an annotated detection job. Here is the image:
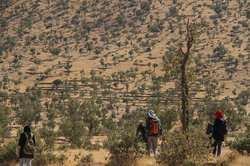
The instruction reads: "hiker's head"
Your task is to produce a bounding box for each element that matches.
[138,120,143,126]
[213,110,223,119]
[147,110,156,118]
[24,126,31,133]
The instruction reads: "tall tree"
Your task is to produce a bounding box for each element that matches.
[163,20,198,132]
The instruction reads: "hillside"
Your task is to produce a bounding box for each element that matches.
[1,0,249,101]
[0,0,249,165]
[0,0,249,129]
[1,0,249,99]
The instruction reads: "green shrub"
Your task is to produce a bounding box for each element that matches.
[57,154,68,165]
[0,105,10,138]
[15,93,42,126]
[84,140,101,150]
[59,100,90,147]
[0,140,18,164]
[235,90,249,106]
[102,118,117,132]
[28,67,36,71]
[140,2,150,13]
[105,123,146,166]
[58,144,70,151]
[59,119,87,147]
[213,42,227,59]
[33,153,58,166]
[95,49,102,55]
[32,132,68,166]
[230,134,250,154]
[50,47,61,56]
[39,128,57,150]
[158,128,210,166]
[169,6,178,17]
[158,106,178,131]
[116,13,126,26]
[80,153,93,163]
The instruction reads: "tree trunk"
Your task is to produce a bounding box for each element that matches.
[179,20,194,132]
[181,56,189,132]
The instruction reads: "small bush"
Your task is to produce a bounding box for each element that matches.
[59,118,87,147]
[230,134,250,154]
[58,99,102,146]
[105,123,146,166]
[158,106,178,131]
[39,128,57,150]
[95,49,102,55]
[33,132,68,166]
[28,67,36,71]
[116,13,126,26]
[84,141,101,151]
[50,47,61,56]
[235,90,249,106]
[0,105,11,138]
[33,153,58,166]
[57,154,68,165]
[80,153,94,163]
[0,141,18,164]
[158,128,210,166]
[52,79,63,87]
[33,151,68,166]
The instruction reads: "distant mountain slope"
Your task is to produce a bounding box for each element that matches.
[0,0,249,109]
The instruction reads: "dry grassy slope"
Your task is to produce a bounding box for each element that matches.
[0,0,249,110]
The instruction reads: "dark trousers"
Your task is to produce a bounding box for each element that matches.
[213,140,222,156]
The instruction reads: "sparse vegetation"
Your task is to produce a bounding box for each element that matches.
[158,128,210,166]
[105,122,146,166]
[59,99,89,147]
[0,0,248,165]
[0,140,18,164]
[0,105,10,139]
[230,133,250,154]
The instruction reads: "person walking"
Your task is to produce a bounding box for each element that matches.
[212,110,227,157]
[145,110,162,158]
[17,126,36,166]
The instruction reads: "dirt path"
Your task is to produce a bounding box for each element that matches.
[204,146,249,166]
[204,146,231,164]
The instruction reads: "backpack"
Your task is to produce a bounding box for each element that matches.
[23,133,35,155]
[218,118,227,135]
[149,119,159,135]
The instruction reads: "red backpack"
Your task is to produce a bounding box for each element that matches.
[149,119,159,135]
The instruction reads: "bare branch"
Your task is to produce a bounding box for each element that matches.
[178,46,185,56]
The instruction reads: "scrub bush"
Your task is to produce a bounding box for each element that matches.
[158,127,210,166]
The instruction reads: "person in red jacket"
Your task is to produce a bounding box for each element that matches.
[212,110,227,157]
